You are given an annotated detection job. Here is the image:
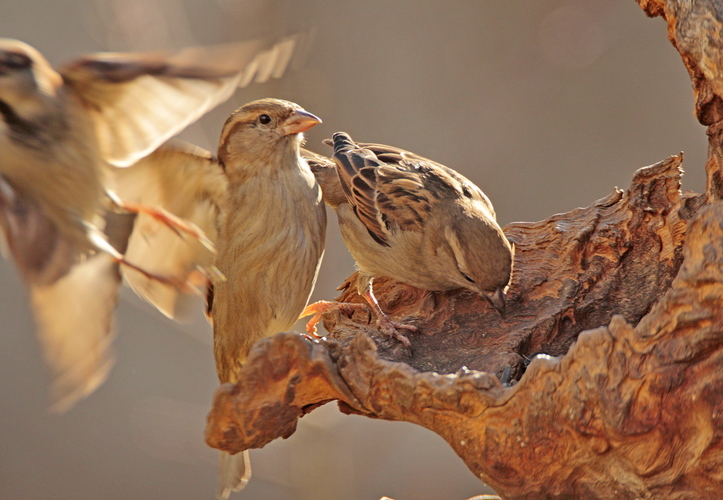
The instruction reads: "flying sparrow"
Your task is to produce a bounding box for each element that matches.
[114,99,326,497]
[302,132,513,346]
[0,36,300,412]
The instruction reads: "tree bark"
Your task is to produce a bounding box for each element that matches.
[205,1,723,498]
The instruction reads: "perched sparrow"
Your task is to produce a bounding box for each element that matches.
[0,36,300,412]
[211,98,326,498]
[114,99,326,497]
[303,132,513,346]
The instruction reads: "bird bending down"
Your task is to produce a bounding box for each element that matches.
[0,36,300,412]
[303,132,513,346]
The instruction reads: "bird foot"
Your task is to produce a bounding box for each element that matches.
[300,300,367,338]
[375,314,417,348]
[301,298,418,348]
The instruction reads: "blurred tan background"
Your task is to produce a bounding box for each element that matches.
[0,1,706,499]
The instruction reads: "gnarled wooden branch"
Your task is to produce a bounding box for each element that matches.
[206,1,723,497]
[638,0,723,200]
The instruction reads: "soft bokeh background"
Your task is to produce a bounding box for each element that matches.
[0,1,706,499]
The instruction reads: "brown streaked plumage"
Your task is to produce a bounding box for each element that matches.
[303,132,513,345]
[0,36,301,412]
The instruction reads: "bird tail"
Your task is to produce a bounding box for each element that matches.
[216,450,251,499]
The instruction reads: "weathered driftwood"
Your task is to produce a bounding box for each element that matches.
[205,1,723,498]
[637,0,723,201]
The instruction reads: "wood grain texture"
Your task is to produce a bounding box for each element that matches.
[638,0,723,200]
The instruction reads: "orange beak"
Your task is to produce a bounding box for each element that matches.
[282,109,322,136]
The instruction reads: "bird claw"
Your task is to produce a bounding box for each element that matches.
[300,300,336,338]
[300,300,368,338]
[303,313,325,339]
[301,298,417,348]
[375,314,416,348]
[145,207,215,254]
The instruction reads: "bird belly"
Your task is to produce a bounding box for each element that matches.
[337,206,456,291]
[212,177,326,382]
[0,127,103,248]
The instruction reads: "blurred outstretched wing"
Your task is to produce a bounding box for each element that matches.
[0,175,77,285]
[108,140,226,320]
[29,252,120,413]
[61,35,302,167]
[0,175,127,412]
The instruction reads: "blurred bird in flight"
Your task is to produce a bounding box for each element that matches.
[0,34,302,412]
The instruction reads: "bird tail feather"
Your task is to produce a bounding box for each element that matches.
[216,450,251,499]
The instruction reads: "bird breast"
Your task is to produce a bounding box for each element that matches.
[0,95,103,244]
[214,163,326,336]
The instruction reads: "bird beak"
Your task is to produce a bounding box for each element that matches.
[282,109,322,136]
[484,287,507,316]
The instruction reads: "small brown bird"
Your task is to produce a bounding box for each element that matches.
[211,99,326,498]
[0,36,300,412]
[303,132,513,345]
[113,99,327,498]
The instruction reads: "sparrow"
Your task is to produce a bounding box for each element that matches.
[0,35,300,412]
[112,99,326,498]
[302,132,513,346]
[211,98,326,498]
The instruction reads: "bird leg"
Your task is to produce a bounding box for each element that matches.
[359,285,417,348]
[301,279,418,348]
[106,191,215,253]
[86,229,207,297]
[118,256,206,296]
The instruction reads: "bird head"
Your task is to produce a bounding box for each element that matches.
[443,217,513,315]
[217,98,321,174]
[0,40,61,112]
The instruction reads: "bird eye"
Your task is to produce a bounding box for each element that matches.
[258,114,272,125]
[462,272,476,284]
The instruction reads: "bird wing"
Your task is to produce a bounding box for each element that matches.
[332,132,390,246]
[0,175,77,285]
[107,140,226,321]
[360,141,497,221]
[331,133,435,247]
[302,148,347,209]
[61,35,301,167]
[28,252,120,413]
[0,175,136,413]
